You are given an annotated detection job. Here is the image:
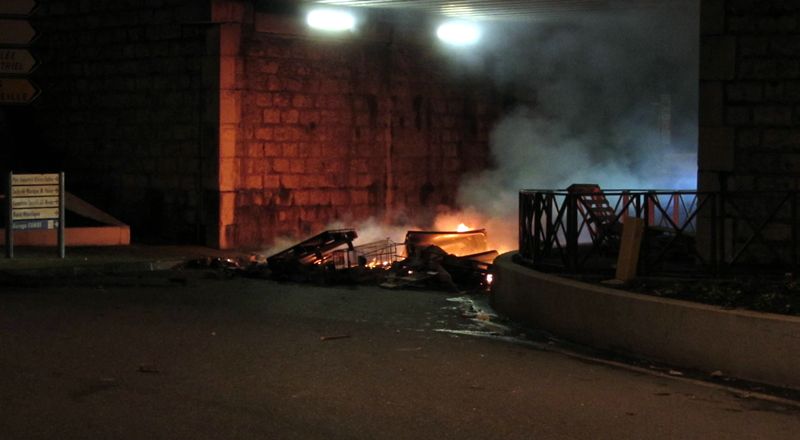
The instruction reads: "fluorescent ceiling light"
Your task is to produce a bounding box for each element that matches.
[436,21,481,46]
[306,8,356,32]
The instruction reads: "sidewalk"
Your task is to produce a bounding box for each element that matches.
[0,245,250,283]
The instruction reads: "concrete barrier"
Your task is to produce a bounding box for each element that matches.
[491,252,800,391]
[0,225,130,246]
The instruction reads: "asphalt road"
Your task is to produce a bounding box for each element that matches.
[1,274,798,439]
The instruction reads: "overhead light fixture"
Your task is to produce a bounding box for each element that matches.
[306,8,356,32]
[436,20,481,46]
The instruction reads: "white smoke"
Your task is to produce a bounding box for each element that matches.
[451,6,699,224]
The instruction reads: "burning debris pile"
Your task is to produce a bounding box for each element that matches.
[266,227,497,292]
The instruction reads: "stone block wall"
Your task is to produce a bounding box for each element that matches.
[28,0,215,243]
[699,0,800,261]
[220,11,498,248]
[700,0,800,190]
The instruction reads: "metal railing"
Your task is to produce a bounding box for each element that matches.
[518,189,800,275]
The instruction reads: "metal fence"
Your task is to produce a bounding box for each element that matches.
[517,189,800,275]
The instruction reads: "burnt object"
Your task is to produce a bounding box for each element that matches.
[405,229,489,257]
[442,250,498,287]
[382,245,497,292]
[331,238,400,270]
[267,229,357,281]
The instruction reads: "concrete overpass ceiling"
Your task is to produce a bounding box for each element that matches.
[303,0,693,20]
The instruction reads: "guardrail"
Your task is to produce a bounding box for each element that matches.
[517,189,800,275]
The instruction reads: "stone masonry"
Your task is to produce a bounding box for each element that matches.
[28,0,215,243]
[699,0,800,260]
[700,0,800,190]
[217,6,498,248]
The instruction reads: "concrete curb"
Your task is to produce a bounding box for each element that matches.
[0,259,185,286]
[491,252,800,391]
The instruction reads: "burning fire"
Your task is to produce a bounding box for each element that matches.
[365,258,392,269]
[434,210,516,254]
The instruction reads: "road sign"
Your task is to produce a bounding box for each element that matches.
[0,77,40,104]
[0,0,38,15]
[12,207,59,221]
[12,219,57,231]
[0,19,36,45]
[0,48,37,74]
[12,185,59,197]
[6,172,66,258]
[11,174,59,185]
[12,196,59,209]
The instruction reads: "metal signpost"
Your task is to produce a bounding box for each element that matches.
[6,172,65,258]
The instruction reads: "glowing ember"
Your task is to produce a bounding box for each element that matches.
[365,258,392,269]
[486,273,494,285]
[456,223,471,232]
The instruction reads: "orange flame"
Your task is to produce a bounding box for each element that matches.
[456,223,471,232]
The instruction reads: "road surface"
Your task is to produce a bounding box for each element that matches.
[1,274,798,439]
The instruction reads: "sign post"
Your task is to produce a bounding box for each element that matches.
[6,172,66,258]
[59,172,65,258]
[5,172,12,258]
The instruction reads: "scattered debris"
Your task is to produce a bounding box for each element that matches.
[405,229,489,257]
[185,256,241,270]
[261,227,496,291]
[137,364,159,374]
[268,229,358,282]
[176,227,497,291]
[319,334,351,341]
[381,246,495,292]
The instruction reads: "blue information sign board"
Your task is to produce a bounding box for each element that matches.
[12,219,58,230]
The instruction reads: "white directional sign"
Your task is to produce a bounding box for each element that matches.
[0,77,40,104]
[0,19,37,45]
[6,171,65,259]
[11,174,59,185]
[12,207,59,221]
[12,185,59,197]
[12,196,59,209]
[0,0,38,15]
[10,174,61,222]
[0,48,37,74]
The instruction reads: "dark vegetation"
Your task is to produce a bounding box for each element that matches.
[623,276,800,317]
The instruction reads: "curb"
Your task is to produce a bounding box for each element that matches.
[491,252,800,392]
[0,259,185,286]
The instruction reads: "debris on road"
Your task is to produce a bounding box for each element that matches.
[320,334,351,341]
[137,364,160,374]
[267,229,357,279]
[261,227,496,292]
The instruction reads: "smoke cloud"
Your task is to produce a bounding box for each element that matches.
[450,4,699,227]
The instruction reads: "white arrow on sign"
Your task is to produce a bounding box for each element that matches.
[0,0,38,15]
[0,48,38,74]
[0,19,36,45]
[0,77,40,104]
